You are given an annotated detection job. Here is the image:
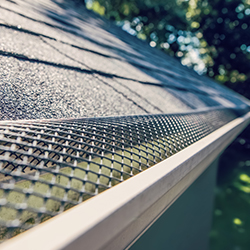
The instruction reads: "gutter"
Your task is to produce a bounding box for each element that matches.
[1,110,249,250]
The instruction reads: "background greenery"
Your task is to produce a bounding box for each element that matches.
[75,0,250,248]
[212,126,250,250]
[85,0,250,99]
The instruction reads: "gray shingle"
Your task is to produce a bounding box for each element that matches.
[0,0,249,122]
[0,56,149,120]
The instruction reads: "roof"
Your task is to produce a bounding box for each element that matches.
[1,0,249,122]
[1,0,250,246]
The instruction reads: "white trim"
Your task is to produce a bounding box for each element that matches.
[1,112,250,250]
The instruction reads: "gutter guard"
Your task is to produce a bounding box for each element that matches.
[0,108,249,248]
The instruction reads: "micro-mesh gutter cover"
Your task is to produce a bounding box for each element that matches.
[0,0,249,244]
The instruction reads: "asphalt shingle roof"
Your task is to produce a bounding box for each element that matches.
[0,0,249,121]
[1,1,250,243]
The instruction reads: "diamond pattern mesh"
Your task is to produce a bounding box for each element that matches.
[0,109,237,241]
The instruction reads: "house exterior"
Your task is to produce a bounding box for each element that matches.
[0,0,249,249]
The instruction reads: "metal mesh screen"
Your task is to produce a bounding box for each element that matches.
[0,109,238,241]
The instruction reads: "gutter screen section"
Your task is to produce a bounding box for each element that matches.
[0,109,237,241]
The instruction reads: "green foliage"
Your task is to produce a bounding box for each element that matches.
[210,126,250,250]
[195,0,250,98]
[85,0,250,98]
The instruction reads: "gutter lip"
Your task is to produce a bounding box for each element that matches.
[1,111,250,250]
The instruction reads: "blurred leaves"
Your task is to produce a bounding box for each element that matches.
[85,0,250,98]
[87,1,105,15]
[209,125,250,250]
[234,173,250,193]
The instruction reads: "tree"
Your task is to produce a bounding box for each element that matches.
[193,0,250,99]
[85,0,250,98]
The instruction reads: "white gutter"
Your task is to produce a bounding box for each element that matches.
[1,112,250,250]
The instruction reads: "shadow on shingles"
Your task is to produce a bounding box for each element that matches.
[42,0,224,108]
